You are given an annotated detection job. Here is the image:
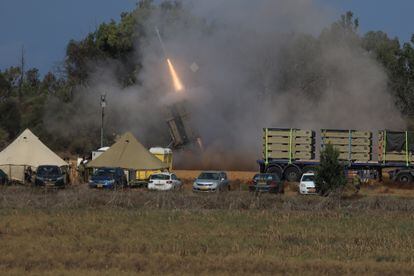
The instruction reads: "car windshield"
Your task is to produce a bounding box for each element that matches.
[94,169,115,177]
[253,174,280,182]
[302,175,315,182]
[198,172,220,180]
[151,174,170,180]
[37,166,60,176]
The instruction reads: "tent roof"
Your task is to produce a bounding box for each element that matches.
[0,129,67,167]
[87,132,169,170]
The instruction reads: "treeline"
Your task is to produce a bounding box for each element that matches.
[0,1,414,155]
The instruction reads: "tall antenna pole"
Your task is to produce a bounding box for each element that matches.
[100,94,106,148]
[19,45,25,99]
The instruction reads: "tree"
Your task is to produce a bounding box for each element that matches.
[320,11,360,47]
[0,72,11,99]
[361,31,411,113]
[0,127,9,150]
[25,68,40,88]
[2,66,21,88]
[0,99,21,139]
[315,144,347,196]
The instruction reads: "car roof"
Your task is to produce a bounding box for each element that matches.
[152,172,173,175]
[302,172,315,176]
[37,165,60,168]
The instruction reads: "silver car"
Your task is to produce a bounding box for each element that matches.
[193,171,230,192]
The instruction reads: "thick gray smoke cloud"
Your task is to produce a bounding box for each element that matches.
[47,0,404,169]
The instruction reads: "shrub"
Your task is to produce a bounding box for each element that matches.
[315,144,347,196]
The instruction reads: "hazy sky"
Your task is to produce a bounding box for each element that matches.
[0,0,412,74]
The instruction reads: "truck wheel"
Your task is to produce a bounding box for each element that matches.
[284,167,301,182]
[397,173,413,183]
[266,166,282,179]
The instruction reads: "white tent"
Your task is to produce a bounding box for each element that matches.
[0,129,67,181]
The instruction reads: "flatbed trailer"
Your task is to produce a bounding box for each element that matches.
[259,128,414,183]
[258,159,414,182]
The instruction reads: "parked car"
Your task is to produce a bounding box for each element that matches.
[148,172,182,191]
[248,173,284,193]
[0,169,8,185]
[89,167,127,189]
[193,171,229,192]
[299,172,317,195]
[35,165,65,188]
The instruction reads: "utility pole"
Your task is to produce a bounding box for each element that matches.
[19,45,25,99]
[100,94,106,148]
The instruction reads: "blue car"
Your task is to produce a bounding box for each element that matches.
[89,168,127,189]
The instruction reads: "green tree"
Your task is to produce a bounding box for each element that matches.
[315,144,347,196]
[0,99,21,139]
[361,31,411,113]
[0,71,11,99]
[25,68,40,88]
[320,11,360,47]
[2,66,21,89]
[0,127,9,150]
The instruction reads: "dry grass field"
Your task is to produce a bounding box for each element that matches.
[1,208,414,275]
[1,172,414,275]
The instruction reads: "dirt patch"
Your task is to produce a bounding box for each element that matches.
[383,180,414,190]
[174,170,256,182]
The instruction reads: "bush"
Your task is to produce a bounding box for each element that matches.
[315,144,347,196]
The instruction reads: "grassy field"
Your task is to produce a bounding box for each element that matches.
[1,208,414,275]
[1,182,414,275]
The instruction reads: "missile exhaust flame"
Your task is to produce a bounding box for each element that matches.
[155,27,185,93]
[167,58,184,92]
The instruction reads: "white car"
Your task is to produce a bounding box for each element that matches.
[299,172,317,195]
[148,173,182,191]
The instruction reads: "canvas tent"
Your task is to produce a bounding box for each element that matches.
[87,132,169,171]
[0,129,67,182]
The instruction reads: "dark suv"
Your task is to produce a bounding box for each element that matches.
[249,173,284,194]
[89,167,127,189]
[35,165,65,188]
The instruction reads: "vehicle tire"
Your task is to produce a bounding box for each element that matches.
[266,166,283,179]
[397,172,413,183]
[284,166,302,182]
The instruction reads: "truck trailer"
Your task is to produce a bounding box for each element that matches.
[259,128,414,183]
